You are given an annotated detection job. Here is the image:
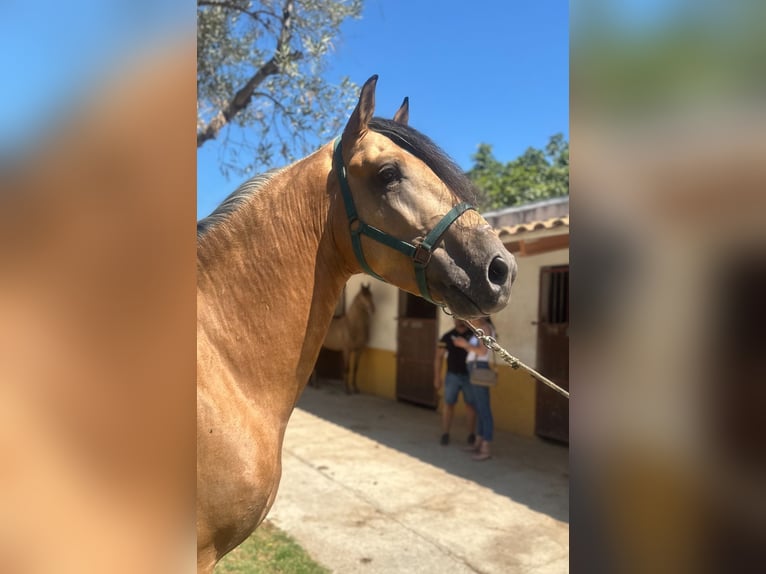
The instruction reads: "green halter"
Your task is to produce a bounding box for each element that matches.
[333,137,474,304]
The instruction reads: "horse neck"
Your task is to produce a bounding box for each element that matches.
[197,144,351,405]
[348,298,371,324]
[346,298,372,339]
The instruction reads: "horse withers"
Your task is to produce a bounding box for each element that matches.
[315,283,375,394]
[196,75,516,572]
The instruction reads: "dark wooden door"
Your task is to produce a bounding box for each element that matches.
[315,349,344,380]
[535,265,570,443]
[396,291,438,408]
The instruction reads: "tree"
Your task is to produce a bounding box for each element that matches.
[197,0,362,176]
[467,134,569,211]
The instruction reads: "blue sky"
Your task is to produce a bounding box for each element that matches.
[0,0,567,220]
[198,0,569,219]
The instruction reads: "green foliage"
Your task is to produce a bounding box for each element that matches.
[467,134,569,211]
[197,0,363,176]
[572,2,766,117]
[217,521,330,573]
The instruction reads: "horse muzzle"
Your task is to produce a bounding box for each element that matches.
[429,228,517,318]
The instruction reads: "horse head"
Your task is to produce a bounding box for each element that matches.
[333,76,516,319]
[359,283,375,315]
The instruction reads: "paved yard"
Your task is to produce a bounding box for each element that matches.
[267,384,569,573]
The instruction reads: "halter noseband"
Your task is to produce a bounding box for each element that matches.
[333,137,474,304]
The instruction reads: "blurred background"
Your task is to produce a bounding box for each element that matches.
[0,1,195,572]
[572,1,766,572]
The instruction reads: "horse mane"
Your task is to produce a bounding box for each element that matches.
[197,169,281,239]
[368,118,478,205]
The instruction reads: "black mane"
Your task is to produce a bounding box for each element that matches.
[197,170,278,239]
[368,118,477,205]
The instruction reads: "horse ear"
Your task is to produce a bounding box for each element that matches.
[393,97,409,125]
[342,75,378,147]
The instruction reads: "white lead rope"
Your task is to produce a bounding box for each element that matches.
[443,308,570,399]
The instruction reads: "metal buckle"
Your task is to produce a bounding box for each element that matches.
[412,242,432,267]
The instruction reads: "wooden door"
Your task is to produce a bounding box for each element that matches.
[535,265,570,443]
[396,291,438,408]
[314,349,344,380]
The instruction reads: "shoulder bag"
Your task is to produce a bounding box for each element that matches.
[469,349,498,388]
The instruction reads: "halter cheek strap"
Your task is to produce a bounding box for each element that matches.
[333,137,474,304]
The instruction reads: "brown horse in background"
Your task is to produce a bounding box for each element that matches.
[196,75,516,572]
[317,283,375,394]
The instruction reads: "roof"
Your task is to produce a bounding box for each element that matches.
[494,210,570,257]
[498,215,569,238]
[482,196,569,233]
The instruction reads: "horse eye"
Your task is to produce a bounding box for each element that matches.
[377,165,400,185]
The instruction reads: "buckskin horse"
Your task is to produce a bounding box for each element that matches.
[196,75,517,572]
[316,283,375,394]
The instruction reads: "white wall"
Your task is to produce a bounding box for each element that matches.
[345,274,399,352]
[496,246,569,367]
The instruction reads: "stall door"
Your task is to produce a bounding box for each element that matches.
[535,265,570,443]
[396,291,438,407]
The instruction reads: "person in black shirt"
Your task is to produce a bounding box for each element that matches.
[433,319,477,446]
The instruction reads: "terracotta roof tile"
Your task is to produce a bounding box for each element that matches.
[498,216,569,238]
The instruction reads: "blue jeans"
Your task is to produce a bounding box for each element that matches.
[444,372,474,407]
[469,363,493,442]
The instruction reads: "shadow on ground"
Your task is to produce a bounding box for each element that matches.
[297,380,569,524]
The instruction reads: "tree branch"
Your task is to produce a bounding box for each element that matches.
[197,0,279,22]
[251,91,290,115]
[197,0,299,148]
[275,0,295,55]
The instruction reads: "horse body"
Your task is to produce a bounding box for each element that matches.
[197,76,516,572]
[320,284,375,393]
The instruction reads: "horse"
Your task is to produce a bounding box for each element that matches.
[316,283,375,394]
[196,75,517,572]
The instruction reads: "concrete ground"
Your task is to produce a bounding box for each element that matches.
[268,382,569,574]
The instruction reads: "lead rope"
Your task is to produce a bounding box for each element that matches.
[443,308,570,399]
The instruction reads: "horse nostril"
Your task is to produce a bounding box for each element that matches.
[488,255,510,286]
